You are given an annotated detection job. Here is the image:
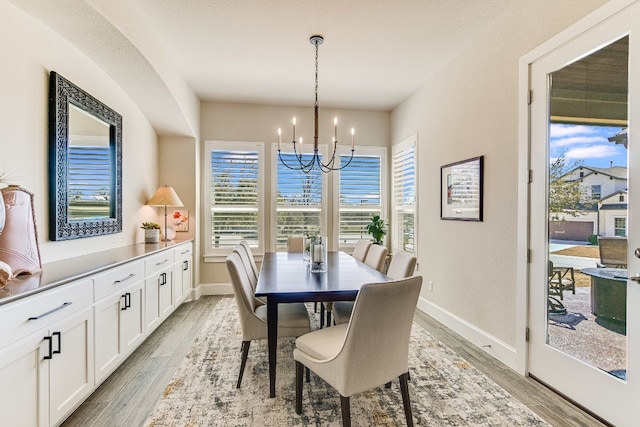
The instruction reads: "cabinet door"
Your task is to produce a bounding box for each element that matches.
[48,306,94,427]
[94,292,123,383]
[120,280,145,356]
[145,266,173,333]
[181,257,192,302]
[0,332,48,427]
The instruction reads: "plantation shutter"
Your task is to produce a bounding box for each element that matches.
[392,143,416,253]
[68,146,112,219]
[210,149,259,248]
[276,153,323,248]
[338,154,382,246]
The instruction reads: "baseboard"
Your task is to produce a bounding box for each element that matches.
[416,295,518,371]
[200,282,233,295]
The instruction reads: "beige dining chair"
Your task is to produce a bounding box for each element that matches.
[322,243,389,327]
[294,276,423,427]
[239,240,259,281]
[226,252,311,388]
[232,245,266,307]
[351,239,372,262]
[364,244,389,272]
[333,250,417,325]
[287,235,306,253]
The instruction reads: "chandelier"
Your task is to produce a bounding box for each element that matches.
[277,35,355,173]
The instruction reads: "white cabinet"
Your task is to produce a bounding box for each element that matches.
[144,250,175,334]
[93,260,145,384]
[173,242,193,306]
[0,280,94,427]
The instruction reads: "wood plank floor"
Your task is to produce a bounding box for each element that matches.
[62,295,608,427]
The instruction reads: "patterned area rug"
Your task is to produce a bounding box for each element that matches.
[145,298,548,426]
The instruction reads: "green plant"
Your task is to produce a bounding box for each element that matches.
[141,221,161,230]
[365,215,387,245]
[587,234,599,246]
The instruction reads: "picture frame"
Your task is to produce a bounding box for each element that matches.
[171,209,189,232]
[440,156,484,221]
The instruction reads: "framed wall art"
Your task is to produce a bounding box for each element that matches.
[171,209,189,232]
[440,155,484,221]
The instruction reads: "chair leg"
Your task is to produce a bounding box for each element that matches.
[305,366,310,382]
[340,395,351,427]
[237,340,250,388]
[385,381,392,388]
[295,361,304,414]
[320,304,325,328]
[399,372,413,427]
[326,309,332,327]
[314,302,318,312]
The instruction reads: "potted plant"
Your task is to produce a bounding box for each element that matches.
[366,215,387,245]
[141,221,161,243]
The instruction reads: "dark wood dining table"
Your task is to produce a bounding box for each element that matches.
[255,251,391,397]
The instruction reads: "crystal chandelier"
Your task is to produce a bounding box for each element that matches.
[277,35,355,173]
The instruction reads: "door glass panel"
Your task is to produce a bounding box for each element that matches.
[547,36,628,379]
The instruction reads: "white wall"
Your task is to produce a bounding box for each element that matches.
[391,0,607,368]
[0,0,159,263]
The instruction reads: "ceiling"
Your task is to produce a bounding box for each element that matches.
[136,0,510,110]
[10,0,511,135]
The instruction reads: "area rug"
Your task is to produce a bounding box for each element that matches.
[145,298,548,426]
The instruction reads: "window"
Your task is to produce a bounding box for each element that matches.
[619,194,625,202]
[591,184,602,199]
[336,148,386,248]
[614,217,626,237]
[275,152,324,249]
[392,136,417,254]
[204,141,264,256]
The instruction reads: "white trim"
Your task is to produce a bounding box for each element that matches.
[391,134,418,256]
[417,296,518,371]
[200,282,233,295]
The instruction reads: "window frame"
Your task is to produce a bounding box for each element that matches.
[332,145,387,252]
[203,140,265,259]
[271,143,328,251]
[391,135,418,256]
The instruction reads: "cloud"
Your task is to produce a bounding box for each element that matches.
[550,135,606,149]
[564,144,621,159]
[549,124,600,138]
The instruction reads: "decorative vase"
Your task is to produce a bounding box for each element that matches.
[310,236,327,273]
[145,229,160,243]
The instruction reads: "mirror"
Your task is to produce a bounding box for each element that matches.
[49,71,122,240]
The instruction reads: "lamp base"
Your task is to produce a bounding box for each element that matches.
[162,225,176,241]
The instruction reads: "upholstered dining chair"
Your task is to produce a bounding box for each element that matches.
[333,250,417,325]
[363,244,389,272]
[351,239,372,262]
[226,252,311,388]
[322,243,389,328]
[239,240,259,282]
[232,245,265,307]
[294,276,423,427]
[287,235,306,253]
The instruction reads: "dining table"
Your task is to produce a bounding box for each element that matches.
[255,250,391,397]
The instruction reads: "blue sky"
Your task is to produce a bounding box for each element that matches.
[549,124,627,169]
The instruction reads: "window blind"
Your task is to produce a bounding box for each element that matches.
[210,150,260,248]
[68,146,112,219]
[338,154,382,246]
[276,153,323,248]
[392,144,416,253]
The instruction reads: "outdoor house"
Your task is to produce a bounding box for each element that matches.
[1,1,640,426]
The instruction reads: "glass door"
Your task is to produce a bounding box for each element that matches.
[528,3,640,425]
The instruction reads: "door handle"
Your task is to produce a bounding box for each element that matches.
[635,248,640,258]
[613,274,640,283]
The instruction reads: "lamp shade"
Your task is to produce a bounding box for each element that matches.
[147,186,184,207]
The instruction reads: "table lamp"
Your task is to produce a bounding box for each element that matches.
[147,185,184,241]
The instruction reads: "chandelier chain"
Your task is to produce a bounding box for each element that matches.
[314,43,319,107]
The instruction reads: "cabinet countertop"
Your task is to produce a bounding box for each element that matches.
[0,240,193,307]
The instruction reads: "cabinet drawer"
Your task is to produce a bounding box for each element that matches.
[93,260,144,301]
[144,251,174,276]
[174,243,192,260]
[0,279,93,348]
